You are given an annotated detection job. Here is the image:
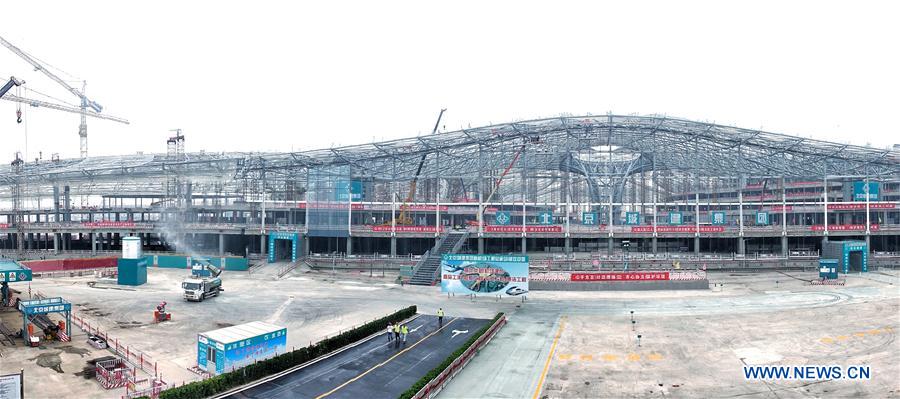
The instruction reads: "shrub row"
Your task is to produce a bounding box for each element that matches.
[398,312,505,399]
[150,305,417,399]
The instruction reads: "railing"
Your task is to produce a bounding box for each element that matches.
[70,311,160,377]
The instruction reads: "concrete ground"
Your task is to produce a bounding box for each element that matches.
[226,315,489,399]
[0,263,510,398]
[2,265,898,399]
[438,270,900,399]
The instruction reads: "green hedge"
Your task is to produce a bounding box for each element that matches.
[151,305,417,399]
[398,312,505,399]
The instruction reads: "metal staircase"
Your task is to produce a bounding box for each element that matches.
[409,230,468,286]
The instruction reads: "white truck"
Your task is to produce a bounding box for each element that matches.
[183,260,223,302]
[182,276,222,301]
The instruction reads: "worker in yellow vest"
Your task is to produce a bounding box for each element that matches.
[393,323,401,347]
[401,324,409,345]
[437,308,445,326]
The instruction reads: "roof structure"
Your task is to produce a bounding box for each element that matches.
[0,114,897,204]
[201,321,285,344]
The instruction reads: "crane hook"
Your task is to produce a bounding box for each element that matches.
[16,109,22,124]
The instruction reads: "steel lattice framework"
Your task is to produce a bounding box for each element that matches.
[1,114,898,206]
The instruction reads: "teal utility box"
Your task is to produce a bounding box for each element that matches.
[118,256,149,286]
[818,259,839,280]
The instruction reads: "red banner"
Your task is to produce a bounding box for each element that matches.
[828,203,895,210]
[0,223,8,229]
[401,205,449,211]
[83,221,136,228]
[571,272,670,282]
[769,205,793,212]
[369,225,442,233]
[810,224,878,231]
[630,226,725,233]
[299,202,365,210]
[485,225,563,233]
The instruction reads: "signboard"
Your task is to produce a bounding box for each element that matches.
[755,212,769,225]
[537,211,553,225]
[668,212,683,225]
[582,212,598,225]
[485,225,562,233]
[441,254,528,296]
[370,225,442,233]
[495,211,511,225]
[335,180,364,201]
[711,211,726,225]
[570,272,669,282]
[631,226,725,233]
[852,181,879,201]
[2,269,31,283]
[18,297,71,315]
[0,373,23,399]
[625,212,641,225]
[267,232,299,263]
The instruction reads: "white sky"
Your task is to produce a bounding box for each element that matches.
[1,1,898,161]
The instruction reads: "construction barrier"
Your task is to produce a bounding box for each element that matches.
[809,279,846,286]
[96,358,132,389]
[21,257,118,272]
[70,313,159,376]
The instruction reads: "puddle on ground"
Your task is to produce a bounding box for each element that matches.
[28,351,64,373]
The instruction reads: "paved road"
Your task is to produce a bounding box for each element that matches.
[226,315,489,399]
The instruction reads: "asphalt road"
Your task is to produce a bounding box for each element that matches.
[226,314,489,399]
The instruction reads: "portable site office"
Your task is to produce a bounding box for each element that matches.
[197,321,287,375]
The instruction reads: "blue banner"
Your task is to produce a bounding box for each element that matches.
[668,212,683,225]
[756,212,769,226]
[335,181,364,201]
[582,212,598,225]
[537,211,553,225]
[441,254,528,296]
[625,212,641,225]
[495,211,511,225]
[853,181,879,201]
[711,211,726,225]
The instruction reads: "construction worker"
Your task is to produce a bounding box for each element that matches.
[437,308,445,326]
[386,322,393,342]
[393,323,401,347]
[401,324,409,344]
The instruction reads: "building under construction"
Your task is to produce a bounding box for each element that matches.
[0,114,898,269]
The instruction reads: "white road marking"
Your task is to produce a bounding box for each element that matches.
[266,295,294,324]
[451,329,469,339]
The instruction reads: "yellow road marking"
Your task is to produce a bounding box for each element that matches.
[532,316,566,399]
[648,353,663,361]
[315,317,458,399]
[868,329,881,335]
[820,337,834,344]
[558,353,572,360]
[601,354,619,361]
[853,332,866,338]
[627,353,641,362]
[580,354,593,361]
[836,335,849,341]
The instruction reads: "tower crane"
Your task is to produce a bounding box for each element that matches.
[0,35,129,158]
[395,108,446,225]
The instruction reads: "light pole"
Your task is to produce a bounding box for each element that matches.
[622,240,631,271]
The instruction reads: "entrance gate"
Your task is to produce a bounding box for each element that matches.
[268,232,300,263]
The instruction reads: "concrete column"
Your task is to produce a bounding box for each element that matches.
[346,236,353,255]
[390,237,397,257]
[607,237,614,255]
[91,233,97,254]
[219,234,225,256]
[781,235,789,257]
[478,237,484,254]
[260,234,267,256]
[53,234,59,253]
[694,237,700,254]
[865,235,871,252]
[303,234,310,256]
[652,237,658,254]
[521,236,527,255]
[737,237,745,255]
[564,237,572,254]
